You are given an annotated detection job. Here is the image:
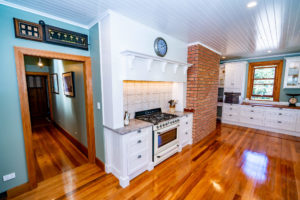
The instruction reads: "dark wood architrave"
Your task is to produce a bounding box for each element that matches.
[246,60,283,102]
[11,46,96,196]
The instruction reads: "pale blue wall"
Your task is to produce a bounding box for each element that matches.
[0,4,103,193]
[221,53,300,102]
[89,23,105,162]
[50,60,87,146]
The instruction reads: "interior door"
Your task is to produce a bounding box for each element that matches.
[26,75,49,117]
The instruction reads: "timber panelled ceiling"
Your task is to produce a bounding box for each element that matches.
[3,0,300,60]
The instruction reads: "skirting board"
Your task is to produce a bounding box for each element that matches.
[222,120,300,137]
[6,182,31,199]
[53,122,105,170]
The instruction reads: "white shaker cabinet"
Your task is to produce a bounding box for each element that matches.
[222,104,300,136]
[297,111,300,132]
[224,62,247,95]
[179,113,193,149]
[284,56,300,88]
[104,126,154,188]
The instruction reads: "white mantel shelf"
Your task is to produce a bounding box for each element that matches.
[121,50,193,74]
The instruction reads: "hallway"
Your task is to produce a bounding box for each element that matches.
[32,123,88,183]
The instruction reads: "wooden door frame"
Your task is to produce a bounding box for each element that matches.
[25,72,53,120]
[13,46,96,190]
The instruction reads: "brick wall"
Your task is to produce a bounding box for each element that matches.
[187,44,220,143]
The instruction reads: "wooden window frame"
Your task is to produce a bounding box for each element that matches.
[246,60,283,102]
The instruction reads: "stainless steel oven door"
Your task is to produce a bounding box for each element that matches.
[154,124,179,154]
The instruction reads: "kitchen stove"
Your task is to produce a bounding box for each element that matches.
[135,108,179,130]
[135,108,180,165]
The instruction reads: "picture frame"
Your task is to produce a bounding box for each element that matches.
[50,73,59,94]
[13,18,43,42]
[44,25,88,50]
[62,72,75,97]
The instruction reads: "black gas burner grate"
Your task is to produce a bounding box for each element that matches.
[135,108,177,125]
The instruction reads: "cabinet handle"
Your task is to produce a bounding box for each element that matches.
[250,117,253,119]
[279,113,282,115]
[137,155,142,159]
[185,132,188,135]
[137,129,141,133]
[278,121,282,124]
[137,140,142,144]
[230,108,233,110]
[251,110,254,112]
[186,122,188,125]
[229,114,232,116]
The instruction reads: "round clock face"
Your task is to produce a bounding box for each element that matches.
[289,97,297,104]
[154,37,167,57]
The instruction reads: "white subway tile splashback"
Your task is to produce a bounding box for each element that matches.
[123,81,174,118]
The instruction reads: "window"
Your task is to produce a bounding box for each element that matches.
[247,60,283,101]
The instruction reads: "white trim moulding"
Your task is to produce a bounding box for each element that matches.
[121,50,192,73]
[188,41,221,55]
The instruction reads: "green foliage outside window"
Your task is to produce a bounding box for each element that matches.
[252,66,276,101]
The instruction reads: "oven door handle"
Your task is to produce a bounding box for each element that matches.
[157,125,179,135]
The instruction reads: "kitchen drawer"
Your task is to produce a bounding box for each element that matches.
[128,149,147,175]
[265,119,296,132]
[240,116,264,126]
[128,134,146,154]
[223,104,240,114]
[297,113,300,132]
[223,113,239,122]
[266,109,297,119]
[240,106,265,117]
[180,115,193,130]
[128,127,148,137]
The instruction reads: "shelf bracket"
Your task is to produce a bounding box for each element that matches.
[183,65,188,74]
[146,59,153,72]
[173,64,179,74]
[127,55,135,69]
[161,62,168,72]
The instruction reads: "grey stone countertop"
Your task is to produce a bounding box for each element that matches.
[104,119,153,135]
[104,111,193,135]
[164,111,193,117]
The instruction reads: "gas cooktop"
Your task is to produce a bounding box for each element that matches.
[135,108,178,125]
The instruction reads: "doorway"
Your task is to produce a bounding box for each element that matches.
[25,72,52,128]
[13,47,95,192]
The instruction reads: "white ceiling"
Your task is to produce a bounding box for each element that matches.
[2,0,300,60]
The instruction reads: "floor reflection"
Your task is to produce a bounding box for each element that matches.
[242,150,268,183]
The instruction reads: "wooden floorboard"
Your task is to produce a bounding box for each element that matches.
[12,123,300,200]
[32,123,88,183]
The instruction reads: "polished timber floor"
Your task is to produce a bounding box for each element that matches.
[32,121,88,183]
[12,123,300,200]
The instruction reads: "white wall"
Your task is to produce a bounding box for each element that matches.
[100,11,188,129]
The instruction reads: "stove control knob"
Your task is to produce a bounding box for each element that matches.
[156,125,159,129]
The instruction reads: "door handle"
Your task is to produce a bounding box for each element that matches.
[137,155,142,159]
[137,140,142,144]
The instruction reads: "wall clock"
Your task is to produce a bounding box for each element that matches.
[154,37,168,57]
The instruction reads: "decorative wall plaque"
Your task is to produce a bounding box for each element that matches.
[13,18,43,42]
[44,25,88,50]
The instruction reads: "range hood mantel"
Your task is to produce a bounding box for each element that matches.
[121,50,192,74]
